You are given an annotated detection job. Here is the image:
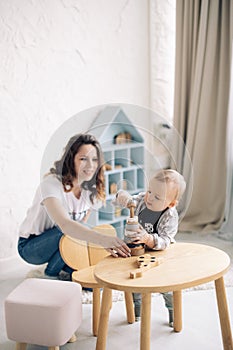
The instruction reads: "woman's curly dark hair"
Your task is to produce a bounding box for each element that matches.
[50,133,106,204]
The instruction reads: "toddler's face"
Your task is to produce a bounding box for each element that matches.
[144,178,177,212]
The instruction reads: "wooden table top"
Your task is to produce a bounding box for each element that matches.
[94,242,230,293]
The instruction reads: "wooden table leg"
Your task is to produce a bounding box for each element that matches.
[16,344,27,350]
[140,293,151,350]
[68,333,77,342]
[95,288,112,350]
[124,292,135,323]
[173,290,182,332]
[214,277,233,350]
[93,287,101,336]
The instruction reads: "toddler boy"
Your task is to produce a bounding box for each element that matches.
[114,169,186,325]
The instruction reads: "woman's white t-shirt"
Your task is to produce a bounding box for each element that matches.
[19,174,102,238]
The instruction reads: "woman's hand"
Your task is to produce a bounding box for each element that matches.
[43,198,130,256]
[101,235,131,258]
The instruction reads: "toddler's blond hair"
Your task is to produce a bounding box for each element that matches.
[153,169,186,201]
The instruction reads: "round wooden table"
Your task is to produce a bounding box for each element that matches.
[94,242,232,350]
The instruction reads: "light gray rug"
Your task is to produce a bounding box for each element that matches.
[186,264,233,292]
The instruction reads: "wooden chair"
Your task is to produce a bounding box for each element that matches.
[59,224,135,336]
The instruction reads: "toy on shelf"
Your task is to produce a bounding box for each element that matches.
[114,207,122,217]
[110,183,118,194]
[130,254,160,279]
[114,132,132,144]
[115,164,123,169]
[104,163,112,171]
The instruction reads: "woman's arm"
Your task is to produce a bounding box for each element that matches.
[43,197,131,257]
[82,209,92,223]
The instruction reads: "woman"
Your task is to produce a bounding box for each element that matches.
[18,133,130,280]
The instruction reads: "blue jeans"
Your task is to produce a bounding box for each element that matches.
[18,226,74,277]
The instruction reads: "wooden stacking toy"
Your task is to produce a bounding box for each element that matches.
[130,253,160,279]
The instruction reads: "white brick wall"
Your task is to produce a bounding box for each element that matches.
[150,0,176,122]
[0,0,175,263]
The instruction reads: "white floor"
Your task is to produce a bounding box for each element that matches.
[1,232,233,350]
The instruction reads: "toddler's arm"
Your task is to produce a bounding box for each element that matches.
[112,190,133,208]
[132,209,179,250]
[154,209,178,249]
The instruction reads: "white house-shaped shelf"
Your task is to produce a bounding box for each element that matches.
[87,106,145,237]
[89,105,144,146]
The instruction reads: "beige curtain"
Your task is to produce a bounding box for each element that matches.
[219,48,233,239]
[173,0,233,232]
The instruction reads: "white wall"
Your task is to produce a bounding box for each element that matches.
[150,0,176,122]
[0,0,175,263]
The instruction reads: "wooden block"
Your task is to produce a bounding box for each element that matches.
[136,254,156,268]
[130,254,160,279]
[130,246,145,256]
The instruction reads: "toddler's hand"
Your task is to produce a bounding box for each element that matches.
[131,225,149,244]
[112,190,133,208]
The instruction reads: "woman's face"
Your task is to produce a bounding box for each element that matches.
[74,144,99,184]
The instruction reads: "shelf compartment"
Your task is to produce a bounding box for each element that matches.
[114,149,129,168]
[99,201,115,221]
[112,221,124,239]
[103,150,114,170]
[122,170,136,192]
[108,173,121,195]
[130,146,144,166]
[137,168,145,190]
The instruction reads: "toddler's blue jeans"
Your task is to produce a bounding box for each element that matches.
[133,291,173,318]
